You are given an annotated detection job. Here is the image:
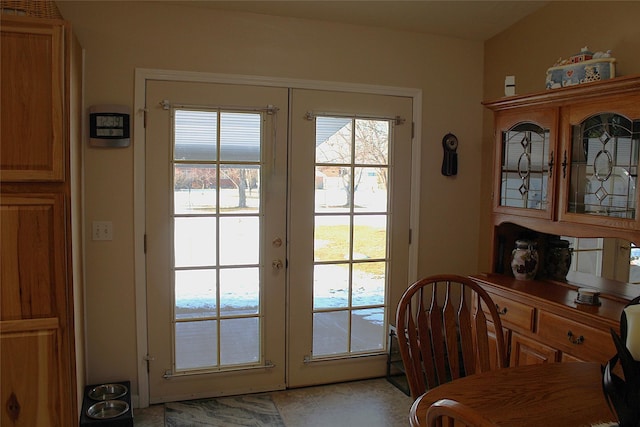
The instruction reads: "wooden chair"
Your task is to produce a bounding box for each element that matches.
[426,399,497,427]
[395,274,507,400]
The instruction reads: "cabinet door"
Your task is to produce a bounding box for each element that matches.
[559,93,640,230]
[510,332,559,366]
[0,194,67,320]
[0,17,65,182]
[1,320,65,426]
[493,108,559,220]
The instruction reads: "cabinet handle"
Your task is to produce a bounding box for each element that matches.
[495,304,508,315]
[548,151,554,179]
[561,150,568,178]
[567,330,584,345]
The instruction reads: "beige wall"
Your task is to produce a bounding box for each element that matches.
[56,1,485,400]
[479,1,640,272]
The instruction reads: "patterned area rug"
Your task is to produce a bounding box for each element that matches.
[165,394,285,426]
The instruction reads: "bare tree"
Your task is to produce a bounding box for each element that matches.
[221,167,259,208]
[315,118,389,206]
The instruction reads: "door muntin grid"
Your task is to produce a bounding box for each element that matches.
[500,122,550,210]
[569,113,639,219]
[171,108,264,372]
[312,116,390,359]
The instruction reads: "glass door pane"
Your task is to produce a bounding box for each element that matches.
[173,109,262,372]
[500,122,550,210]
[569,113,639,218]
[312,117,389,358]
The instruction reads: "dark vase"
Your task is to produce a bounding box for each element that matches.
[545,238,572,280]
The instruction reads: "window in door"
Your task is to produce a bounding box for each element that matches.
[312,116,391,359]
[172,108,263,372]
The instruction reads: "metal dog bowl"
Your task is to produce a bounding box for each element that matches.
[88,383,128,401]
[86,400,129,419]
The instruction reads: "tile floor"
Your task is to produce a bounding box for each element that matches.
[133,378,413,426]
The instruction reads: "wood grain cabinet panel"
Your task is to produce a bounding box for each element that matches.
[481,293,534,332]
[510,332,559,366]
[1,319,63,427]
[0,17,64,182]
[1,194,66,320]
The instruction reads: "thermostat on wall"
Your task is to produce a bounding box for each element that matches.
[88,105,131,147]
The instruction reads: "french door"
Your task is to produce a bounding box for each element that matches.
[145,81,289,403]
[144,80,412,402]
[288,89,412,387]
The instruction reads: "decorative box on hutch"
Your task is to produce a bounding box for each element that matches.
[546,47,616,90]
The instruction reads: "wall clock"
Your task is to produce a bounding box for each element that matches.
[441,133,458,176]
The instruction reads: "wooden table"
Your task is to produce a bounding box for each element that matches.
[410,362,617,427]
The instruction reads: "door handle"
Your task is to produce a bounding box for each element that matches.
[272,259,284,270]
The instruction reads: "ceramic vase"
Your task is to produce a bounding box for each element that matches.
[545,238,572,280]
[511,240,538,280]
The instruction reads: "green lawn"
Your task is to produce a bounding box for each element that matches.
[315,224,386,276]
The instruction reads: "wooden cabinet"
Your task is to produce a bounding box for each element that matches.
[1,16,65,182]
[473,273,630,367]
[484,76,640,250]
[480,77,640,368]
[1,14,81,426]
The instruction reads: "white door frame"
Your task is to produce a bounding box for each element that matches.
[132,67,422,408]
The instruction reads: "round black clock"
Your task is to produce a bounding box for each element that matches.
[441,133,458,176]
[443,133,459,151]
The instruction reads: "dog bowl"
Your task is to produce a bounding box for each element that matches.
[88,383,128,401]
[86,400,129,419]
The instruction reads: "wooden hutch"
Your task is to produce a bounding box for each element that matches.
[477,76,640,367]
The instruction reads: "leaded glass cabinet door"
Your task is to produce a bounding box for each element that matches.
[493,109,558,220]
[560,96,640,230]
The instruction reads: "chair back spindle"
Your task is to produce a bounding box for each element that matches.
[395,274,507,400]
